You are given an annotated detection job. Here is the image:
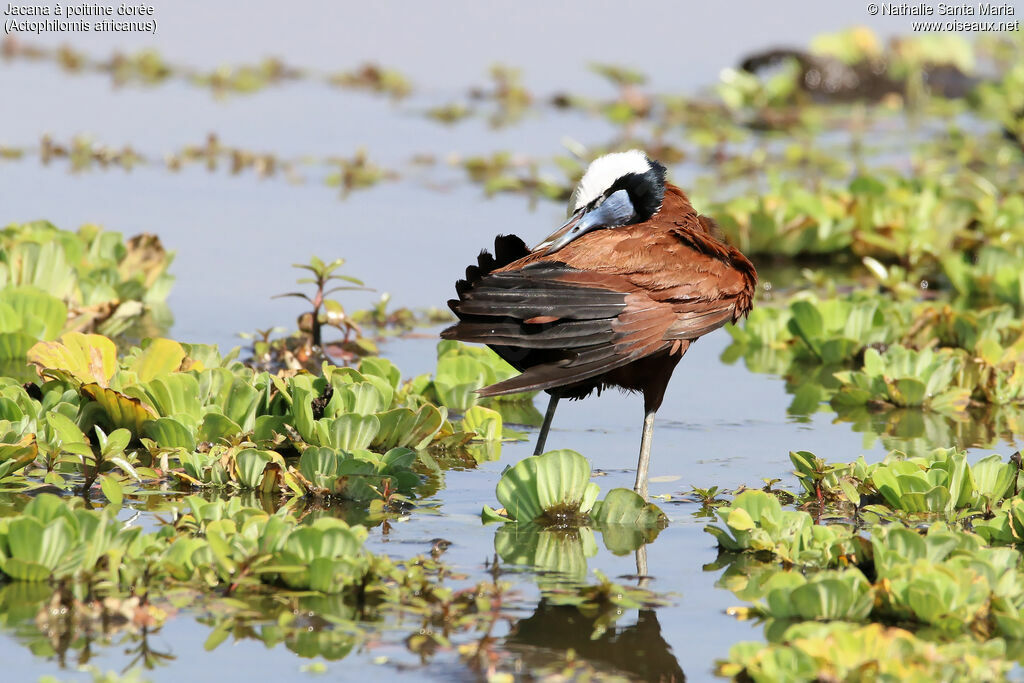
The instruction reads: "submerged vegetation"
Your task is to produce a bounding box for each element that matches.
[3,22,1024,682]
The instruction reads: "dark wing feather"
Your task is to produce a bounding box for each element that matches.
[664,300,738,341]
[447,319,616,349]
[478,314,672,396]
[443,259,678,395]
[453,265,628,320]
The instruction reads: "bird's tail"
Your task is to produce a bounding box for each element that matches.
[441,234,538,373]
[448,234,530,312]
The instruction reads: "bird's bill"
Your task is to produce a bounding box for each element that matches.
[533,189,636,255]
[533,207,586,255]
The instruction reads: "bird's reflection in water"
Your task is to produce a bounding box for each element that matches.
[504,600,685,682]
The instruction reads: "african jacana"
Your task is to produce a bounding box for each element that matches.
[442,150,757,499]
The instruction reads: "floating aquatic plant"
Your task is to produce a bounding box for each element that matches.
[705,490,857,567]
[723,290,1024,453]
[786,296,889,364]
[709,485,1024,680]
[943,243,1024,310]
[483,450,667,577]
[744,568,874,622]
[832,345,970,412]
[485,450,599,526]
[789,447,1019,516]
[0,221,173,347]
[717,622,1012,682]
[14,331,521,503]
[0,494,143,582]
[426,340,538,418]
[2,39,411,99]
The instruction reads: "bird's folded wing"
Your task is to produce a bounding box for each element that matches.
[443,262,678,395]
[596,226,753,341]
[442,222,753,396]
[663,299,738,341]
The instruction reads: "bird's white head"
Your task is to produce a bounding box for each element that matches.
[571,149,661,214]
[535,150,667,255]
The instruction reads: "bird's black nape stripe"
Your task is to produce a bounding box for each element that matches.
[602,160,667,223]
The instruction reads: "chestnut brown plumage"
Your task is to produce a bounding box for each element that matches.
[442,164,756,500]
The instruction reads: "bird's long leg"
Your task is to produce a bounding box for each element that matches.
[634,408,657,499]
[633,354,680,501]
[534,392,560,455]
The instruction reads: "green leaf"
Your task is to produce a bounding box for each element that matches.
[591,488,667,527]
[82,384,158,433]
[204,621,232,651]
[372,405,444,450]
[887,378,927,407]
[838,478,861,506]
[299,446,341,490]
[131,373,202,423]
[46,413,92,458]
[235,449,272,489]
[130,338,186,382]
[819,338,860,364]
[0,558,52,582]
[495,450,598,524]
[325,414,380,451]
[331,381,389,416]
[288,375,317,443]
[358,357,401,389]
[0,286,68,341]
[28,332,117,386]
[788,301,824,357]
[0,332,38,361]
[142,417,197,450]
[4,515,72,579]
[0,302,20,333]
[461,405,503,441]
[253,415,288,442]
[99,427,131,458]
[481,505,511,523]
[206,370,261,431]
[787,571,872,620]
[727,507,756,531]
[99,474,124,509]
[0,434,38,478]
[198,412,243,444]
